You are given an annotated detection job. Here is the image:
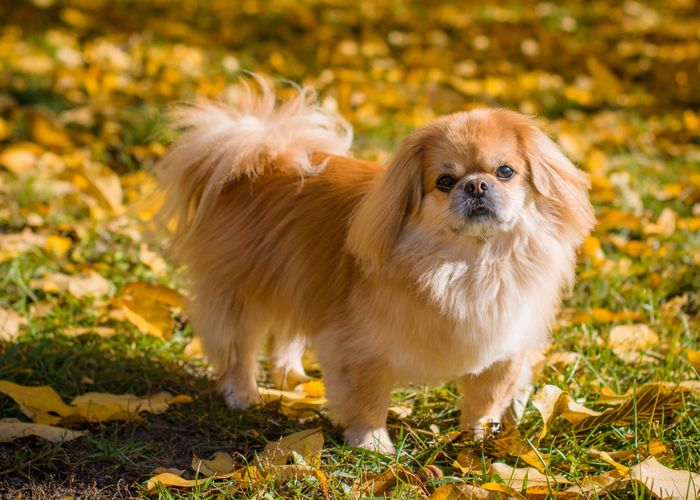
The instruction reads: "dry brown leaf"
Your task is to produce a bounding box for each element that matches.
[481,482,526,500]
[531,385,601,439]
[489,462,571,490]
[0,417,87,443]
[564,470,630,498]
[0,308,28,342]
[388,406,412,419]
[258,428,323,467]
[191,451,234,477]
[481,424,549,472]
[352,464,423,498]
[454,450,491,476]
[629,456,700,500]
[590,438,669,461]
[531,351,581,376]
[429,483,501,500]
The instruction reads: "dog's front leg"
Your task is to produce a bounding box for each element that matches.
[458,352,530,437]
[323,358,396,454]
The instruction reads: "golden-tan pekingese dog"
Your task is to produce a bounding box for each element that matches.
[156,77,594,453]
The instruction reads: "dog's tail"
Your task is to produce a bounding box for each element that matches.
[153,75,353,256]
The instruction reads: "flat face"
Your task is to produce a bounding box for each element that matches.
[417,109,535,238]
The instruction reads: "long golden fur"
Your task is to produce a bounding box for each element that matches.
[156,77,595,453]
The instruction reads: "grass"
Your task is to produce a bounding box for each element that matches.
[1,0,700,498]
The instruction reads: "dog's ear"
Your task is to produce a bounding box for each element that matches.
[525,124,595,240]
[347,132,424,269]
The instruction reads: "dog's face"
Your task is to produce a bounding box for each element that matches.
[347,108,595,268]
[419,111,534,238]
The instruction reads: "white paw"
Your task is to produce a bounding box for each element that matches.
[220,381,262,410]
[345,426,396,455]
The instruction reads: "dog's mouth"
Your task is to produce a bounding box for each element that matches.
[463,200,494,220]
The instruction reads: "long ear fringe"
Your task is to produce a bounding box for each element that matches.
[152,75,353,261]
[526,125,596,241]
[346,132,424,270]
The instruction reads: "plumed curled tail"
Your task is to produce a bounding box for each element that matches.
[153,76,353,260]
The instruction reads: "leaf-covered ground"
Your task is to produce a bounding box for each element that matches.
[1,0,699,498]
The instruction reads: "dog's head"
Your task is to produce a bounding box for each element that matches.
[347,108,595,268]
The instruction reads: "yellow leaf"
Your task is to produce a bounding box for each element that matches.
[0,308,28,342]
[481,483,526,500]
[81,161,124,215]
[489,462,571,490]
[122,281,184,308]
[586,56,623,101]
[607,324,660,364]
[454,450,490,476]
[29,271,112,299]
[139,244,166,275]
[590,438,669,462]
[0,143,42,174]
[258,428,323,467]
[191,451,234,477]
[300,380,325,398]
[532,385,602,439]
[26,110,75,150]
[598,210,642,231]
[352,464,423,498]
[388,406,412,419]
[0,381,190,425]
[45,235,72,258]
[115,282,184,339]
[146,467,264,491]
[686,349,700,373]
[580,236,606,266]
[0,418,87,443]
[629,456,700,500]
[564,470,629,497]
[643,208,677,238]
[430,483,500,500]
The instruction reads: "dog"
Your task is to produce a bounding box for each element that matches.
[155,77,594,453]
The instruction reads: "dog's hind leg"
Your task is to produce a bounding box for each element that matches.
[268,335,311,390]
[195,296,264,410]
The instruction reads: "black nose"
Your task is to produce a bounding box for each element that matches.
[465,178,490,198]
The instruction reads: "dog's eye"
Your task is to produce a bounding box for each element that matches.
[436,174,457,192]
[496,165,515,179]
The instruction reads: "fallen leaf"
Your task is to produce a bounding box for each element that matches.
[352,464,424,498]
[113,281,184,339]
[489,462,571,490]
[0,381,191,426]
[564,470,630,498]
[429,483,500,500]
[580,236,606,266]
[481,424,549,471]
[481,482,526,500]
[139,244,167,275]
[300,380,325,398]
[191,451,234,477]
[629,456,700,500]
[0,308,28,342]
[570,308,641,325]
[0,142,43,174]
[686,349,700,373]
[607,324,660,364]
[575,384,688,433]
[145,466,264,491]
[29,270,112,299]
[589,438,669,461]
[531,351,581,376]
[81,161,124,215]
[258,428,323,467]
[63,326,116,338]
[388,406,412,419]
[0,417,87,443]
[643,208,677,237]
[454,450,491,476]
[531,385,601,439]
